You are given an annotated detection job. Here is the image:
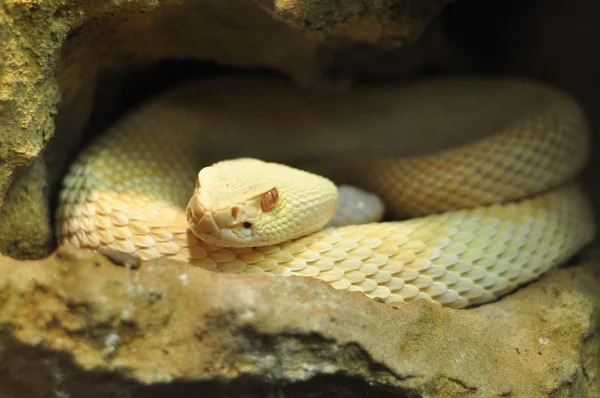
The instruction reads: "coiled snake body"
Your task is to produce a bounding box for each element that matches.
[56,77,596,309]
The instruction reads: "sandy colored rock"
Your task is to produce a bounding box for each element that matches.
[256,0,449,43]
[0,157,52,259]
[0,244,598,397]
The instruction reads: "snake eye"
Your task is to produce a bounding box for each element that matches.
[260,188,278,212]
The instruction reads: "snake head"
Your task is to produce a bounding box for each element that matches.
[186,158,338,247]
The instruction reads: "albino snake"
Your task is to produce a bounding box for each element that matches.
[56,76,596,309]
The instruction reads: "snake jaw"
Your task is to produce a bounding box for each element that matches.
[186,195,220,244]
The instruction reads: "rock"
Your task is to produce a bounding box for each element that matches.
[255,0,449,44]
[0,157,52,259]
[0,245,598,397]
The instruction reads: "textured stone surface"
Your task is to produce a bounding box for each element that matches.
[0,157,52,259]
[0,245,598,397]
[255,0,449,43]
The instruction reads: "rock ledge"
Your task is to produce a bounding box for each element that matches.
[0,245,598,397]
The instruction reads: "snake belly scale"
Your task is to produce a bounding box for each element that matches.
[55,77,596,309]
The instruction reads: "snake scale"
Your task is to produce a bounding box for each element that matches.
[56,76,596,309]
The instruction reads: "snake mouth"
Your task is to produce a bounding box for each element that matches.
[186,201,220,243]
[186,193,261,246]
[186,192,220,242]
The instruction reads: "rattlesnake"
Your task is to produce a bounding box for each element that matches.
[55,76,596,309]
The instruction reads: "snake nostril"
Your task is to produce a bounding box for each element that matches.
[231,207,238,219]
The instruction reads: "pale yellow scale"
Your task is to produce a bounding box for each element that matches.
[55,77,596,309]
